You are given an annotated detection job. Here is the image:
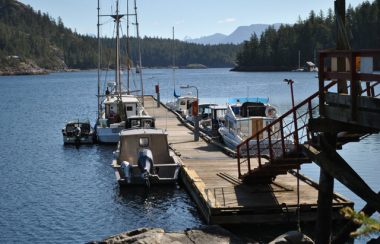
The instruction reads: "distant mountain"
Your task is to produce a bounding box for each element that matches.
[186,23,283,45]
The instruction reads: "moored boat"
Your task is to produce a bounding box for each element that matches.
[166,94,197,118]
[112,128,181,187]
[218,98,291,156]
[62,119,94,145]
[94,0,146,144]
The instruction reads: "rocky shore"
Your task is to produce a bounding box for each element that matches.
[88,226,315,244]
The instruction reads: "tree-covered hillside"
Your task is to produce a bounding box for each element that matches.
[234,0,380,71]
[0,0,240,74]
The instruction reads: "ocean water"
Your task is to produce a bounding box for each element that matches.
[0,68,378,243]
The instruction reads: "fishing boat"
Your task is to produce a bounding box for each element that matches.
[112,128,181,187]
[185,103,217,124]
[95,0,146,144]
[166,93,198,118]
[199,104,227,137]
[62,119,95,145]
[218,98,290,156]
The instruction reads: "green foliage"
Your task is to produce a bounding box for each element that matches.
[235,1,380,70]
[0,0,239,71]
[340,207,380,237]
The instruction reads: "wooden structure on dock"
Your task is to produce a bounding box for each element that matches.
[142,96,352,225]
[235,50,380,242]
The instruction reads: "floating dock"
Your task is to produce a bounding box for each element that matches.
[142,96,352,224]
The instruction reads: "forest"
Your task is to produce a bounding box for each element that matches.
[0,0,239,73]
[1,0,380,73]
[234,0,380,71]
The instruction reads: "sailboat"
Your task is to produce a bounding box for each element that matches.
[165,27,197,118]
[95,0,147,144]
[292,50,305,72]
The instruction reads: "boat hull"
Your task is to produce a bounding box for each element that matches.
[113,160,180,186]
[219,127,292,157]
[96,126,123,144]
[63,135,94,145]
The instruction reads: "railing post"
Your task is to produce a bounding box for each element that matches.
[246,141,251,172]
[319,52,326,117]
[290,81,299,148]
[237,145,241,178]
[307,100,313,141]
[257,136,262,167]
[267,127,273,160]
[366,82,371,96]
[280,120,286,156]
[350,52,358,122]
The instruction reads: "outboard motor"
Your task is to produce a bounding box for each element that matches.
[137,149,154,187]
[121,161,131,183]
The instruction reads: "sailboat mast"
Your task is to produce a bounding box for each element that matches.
[115,0,122,100]
[298,50,301,69]
[126,0,131,95]
[97,0,101,120]
[134,0,144,106]
[172,26,177,98]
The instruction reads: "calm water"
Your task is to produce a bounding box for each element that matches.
[0,68,378,243]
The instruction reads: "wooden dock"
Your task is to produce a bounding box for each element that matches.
[142,96,352,224]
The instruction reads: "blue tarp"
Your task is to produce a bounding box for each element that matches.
[228,97,269,104]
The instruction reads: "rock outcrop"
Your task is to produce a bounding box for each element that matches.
[89,226,246,244]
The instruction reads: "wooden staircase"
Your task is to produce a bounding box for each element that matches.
[237,50,380,186]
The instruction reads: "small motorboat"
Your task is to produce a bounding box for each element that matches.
[62,119,95,145]
[112,128,181,187]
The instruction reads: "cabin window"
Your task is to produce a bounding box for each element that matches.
[126,106,133,111]
[180,101,186,105]
[139,137,149,147]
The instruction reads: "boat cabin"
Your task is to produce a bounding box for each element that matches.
[175,95,197,117]
[62,119,94,144]
[100,95,141,126]
[224,98,278,140]
[113,129,180,185]
[125,115,156,129]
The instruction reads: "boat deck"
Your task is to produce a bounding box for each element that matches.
[142,96,352,224]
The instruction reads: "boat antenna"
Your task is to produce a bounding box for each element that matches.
[97,0,101,120]
[134,0,144,106]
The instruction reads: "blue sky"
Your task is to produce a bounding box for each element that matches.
[18,0,371,39]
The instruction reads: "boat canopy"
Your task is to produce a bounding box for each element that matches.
[119,129,172,165]
[66,119,91,124]
[228,97,269,104]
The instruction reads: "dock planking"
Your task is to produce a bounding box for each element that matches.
[141,96,353,224]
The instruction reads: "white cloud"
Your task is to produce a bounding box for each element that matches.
[217,18,236,24]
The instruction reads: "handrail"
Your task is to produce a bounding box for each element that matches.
[237,49,380,179]
[236,80,338,178]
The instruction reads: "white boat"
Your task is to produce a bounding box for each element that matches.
[112,128,181,187]
[200,104,227,136]
[62,119,95,145]
[218,98,289,157]
[185,103,217,124]
[166,94,197,118]
[96,90,145,143]
[95,0,145,144]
